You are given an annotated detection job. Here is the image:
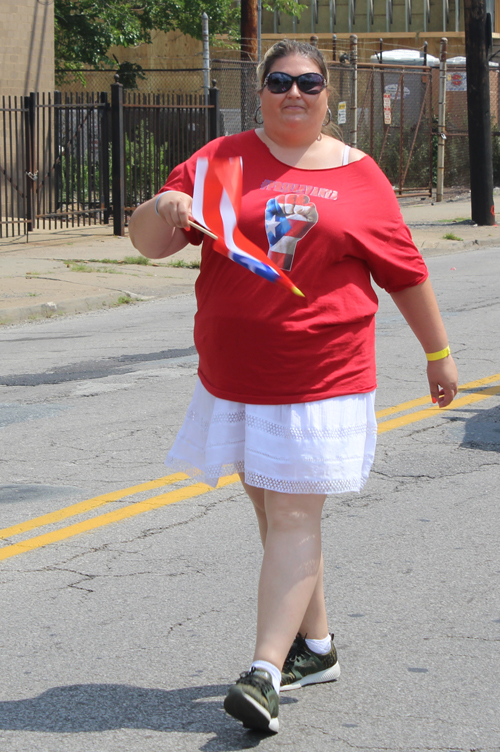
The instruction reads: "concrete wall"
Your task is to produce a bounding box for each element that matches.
[0,0,54,97]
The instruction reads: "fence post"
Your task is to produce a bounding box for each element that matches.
[350,35,358,148]
[209,81,221,141]
[436,37,447,202]
[202,12,210,100]
[100,92,110,224]
[111,75,125,236]
[53,91,62,215]
[24,93,36,232]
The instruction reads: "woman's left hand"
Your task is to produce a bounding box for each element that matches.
[427,356,459,408]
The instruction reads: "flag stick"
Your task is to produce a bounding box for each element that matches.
[188,220,218,239]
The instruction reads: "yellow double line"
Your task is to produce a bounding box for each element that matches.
[0,473,239,562]
[377,372,500,433]
[1,372,499,562]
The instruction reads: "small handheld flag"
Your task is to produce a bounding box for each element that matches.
[191,157,304,297]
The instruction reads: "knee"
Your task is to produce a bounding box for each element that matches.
[264,492,324,533]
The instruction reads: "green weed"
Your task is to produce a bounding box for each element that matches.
[76,256,150,266]
[115,295,134,305]
[66,262,92,272]
[167,259,201,269]
[442,232,463,241]
[123,255,150,265]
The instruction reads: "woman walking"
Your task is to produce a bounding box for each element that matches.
[129,40,458,735]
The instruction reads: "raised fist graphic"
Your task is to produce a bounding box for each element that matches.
[265,193,319,271]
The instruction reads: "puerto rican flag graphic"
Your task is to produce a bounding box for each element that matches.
[266,196,311,246]
[265,194,319,271]
[192,157,304,297]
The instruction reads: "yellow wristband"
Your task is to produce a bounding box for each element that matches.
[426,346,451,361]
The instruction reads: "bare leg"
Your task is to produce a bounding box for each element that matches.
[297,554,328,638]
[240,476,267,544]
[252,489,327,670]
[240,474,329,643]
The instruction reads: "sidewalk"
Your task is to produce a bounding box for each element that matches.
[1,191,499,326]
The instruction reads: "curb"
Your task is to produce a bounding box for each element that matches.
[415,237,499,256]
[0,291,149,326]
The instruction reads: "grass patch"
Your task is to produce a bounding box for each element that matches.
[66,262,92,273]
[85,256,151,266]
[115,294,135,305]
[64,260,122,274]
[123,255,150,265]
[25,271,40,277]
[167,259,201,269]
[442,232,463,241]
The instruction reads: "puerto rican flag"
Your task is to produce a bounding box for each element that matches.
[191,157,304,297]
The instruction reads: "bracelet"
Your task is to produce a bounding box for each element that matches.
[154,194,163,217]
[426,346,451,361]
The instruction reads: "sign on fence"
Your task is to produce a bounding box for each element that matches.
[337,101,347,125]
[383,93,392,125]
[447,72,467,91]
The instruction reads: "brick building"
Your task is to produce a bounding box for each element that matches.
[0,0,54,97]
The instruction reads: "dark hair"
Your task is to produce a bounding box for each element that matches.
[256,39,329,91]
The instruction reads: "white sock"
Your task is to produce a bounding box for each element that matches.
[251,660,281,695]
[305,634,332,656]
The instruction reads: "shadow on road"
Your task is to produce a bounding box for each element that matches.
[460,402,500,452]
[0,682,298,750]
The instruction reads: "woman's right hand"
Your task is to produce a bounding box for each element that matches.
[155,191,193,230]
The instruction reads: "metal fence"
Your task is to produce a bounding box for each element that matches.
[211,57,433,194]
[0,96,28,238]
[56,69,206,97]
[6,57,500,239]
[122,90,216,220]
[0,83,220,237]
[28,91,110,230]
[356,64,433,194]
[436,65,500,188]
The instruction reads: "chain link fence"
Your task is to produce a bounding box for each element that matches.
[357,65,433,192]
[435,65,500,188]
[56,69,206,97]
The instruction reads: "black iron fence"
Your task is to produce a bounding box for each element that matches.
[26,91,110,231]
[0,80,220,238]
[0,96,28,238]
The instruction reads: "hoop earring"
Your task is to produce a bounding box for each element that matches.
[254,105,263,125]
[323,108,332,127]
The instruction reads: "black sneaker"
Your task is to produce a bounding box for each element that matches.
[224,668,279,733]
[280,633,340,691]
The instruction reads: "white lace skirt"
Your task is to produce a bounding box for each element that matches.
[165,379,377,495]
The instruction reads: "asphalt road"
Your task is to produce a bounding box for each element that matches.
[1,246,499,752]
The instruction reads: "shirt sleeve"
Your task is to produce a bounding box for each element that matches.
[156,156,203,246]
[351,157,429,293]
[365,218,428,293]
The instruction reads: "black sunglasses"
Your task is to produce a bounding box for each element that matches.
[264,72,326,95]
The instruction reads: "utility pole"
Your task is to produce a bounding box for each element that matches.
[241,0,258,61]
[240,0,258,132]
[464,0,496,225]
